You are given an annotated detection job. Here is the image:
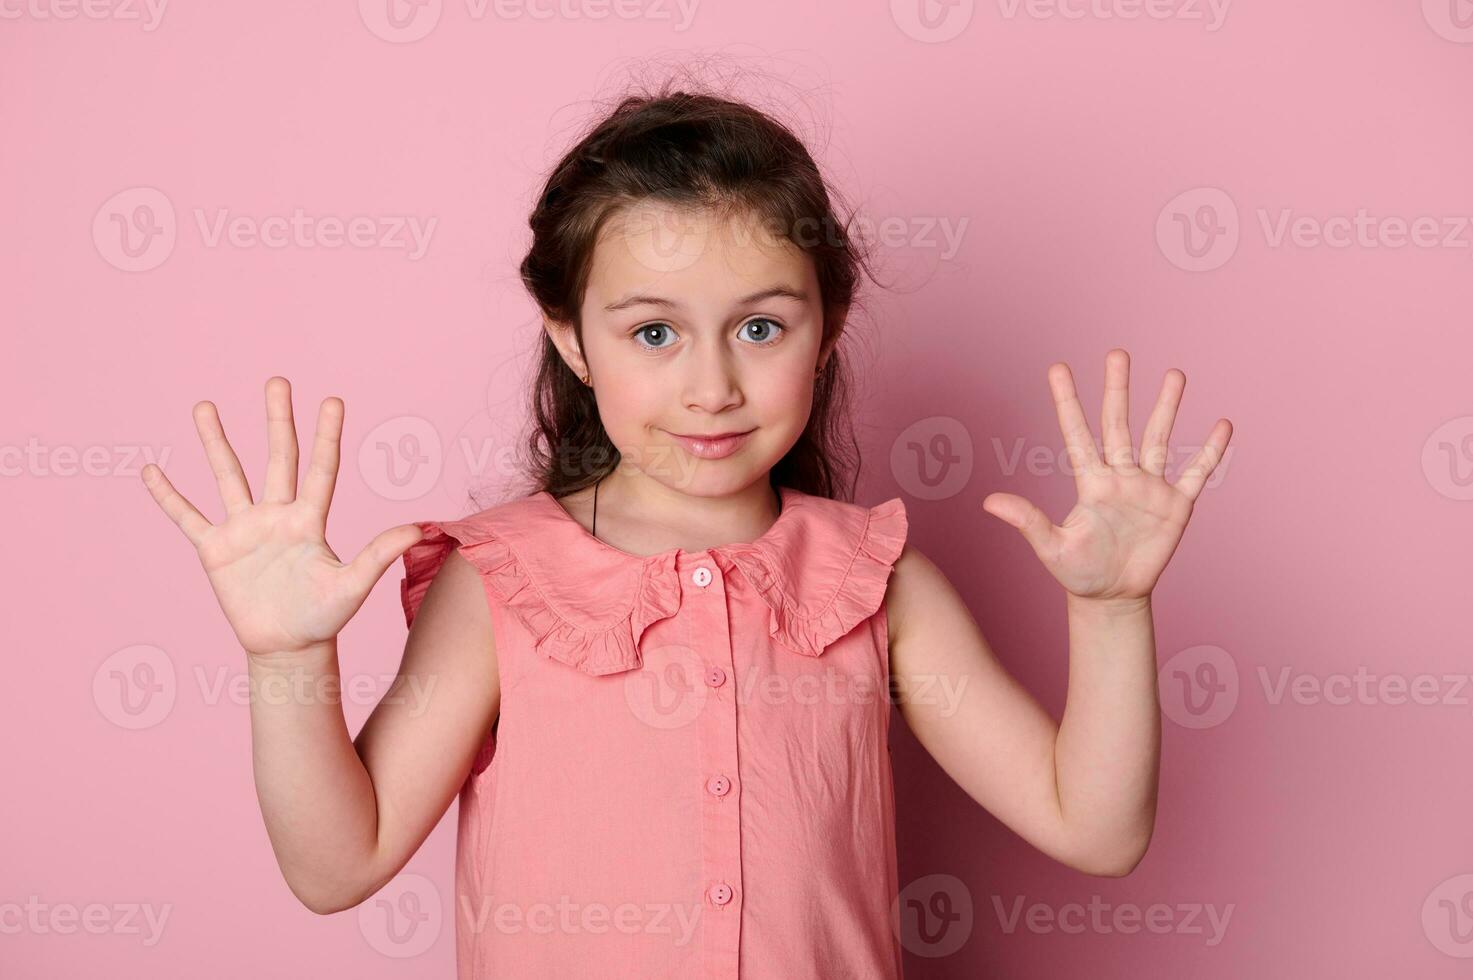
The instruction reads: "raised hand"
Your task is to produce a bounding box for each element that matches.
[141,377,425,659]
[981,349,1232,604]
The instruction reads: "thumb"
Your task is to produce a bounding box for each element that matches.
[344,523,427,595]
[981,492,1057,558]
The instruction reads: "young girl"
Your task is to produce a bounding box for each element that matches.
[142,87,1231,978]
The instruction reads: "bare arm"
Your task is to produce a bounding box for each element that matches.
[885,546,1157,876]
[348,550,500,910]
[142,377,499,914]
[249,550,500,913]
[885,349,1231,876]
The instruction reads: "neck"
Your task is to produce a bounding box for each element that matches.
[592,471,782,551]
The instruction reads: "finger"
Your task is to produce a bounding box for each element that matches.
[299,396,345,521]
[1100,348,1136,470]
[343,523,427,596]
[1172,418,1233,502]
[1047,362,1103,481]
[981,492,1059,562]
[262,377,299,505]
[141,463,212,547]
[1140,368,1185,477]
[193,400,253,515]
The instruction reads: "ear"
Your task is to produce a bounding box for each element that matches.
[543,317,590,382]
[817,303,850,372]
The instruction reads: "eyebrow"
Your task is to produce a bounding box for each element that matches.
[602,285,810,313]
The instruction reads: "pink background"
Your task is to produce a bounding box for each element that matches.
[4,1,1471,977]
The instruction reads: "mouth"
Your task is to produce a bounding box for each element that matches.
[663,429,755,460]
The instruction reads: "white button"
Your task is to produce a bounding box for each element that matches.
[691,567,712,587]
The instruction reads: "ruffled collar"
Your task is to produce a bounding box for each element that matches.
[402,485,908,677]
[531,484,807,564]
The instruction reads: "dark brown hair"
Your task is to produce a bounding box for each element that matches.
[513,81,880,503]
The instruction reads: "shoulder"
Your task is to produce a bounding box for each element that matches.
[883,540,958,646]
[729,490,910,657]
[407,545,494,636]
[785,490,907,565]
[398,492,548,631]
[757,490,907,600]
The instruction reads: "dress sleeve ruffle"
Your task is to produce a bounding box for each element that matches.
[719,495,909,659]
[399,519,682,677]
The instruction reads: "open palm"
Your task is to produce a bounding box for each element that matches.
[141,377,425,659]
[982,349,1232,602]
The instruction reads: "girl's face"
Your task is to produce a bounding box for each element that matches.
[549,201,836,497]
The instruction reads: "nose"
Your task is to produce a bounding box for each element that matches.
[681,338,743,414]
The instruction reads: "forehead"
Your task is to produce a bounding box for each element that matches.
[586,201,815,309]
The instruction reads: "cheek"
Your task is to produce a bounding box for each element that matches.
[592,377,659,433]
[586,335,656,423]
[751,363,817,427]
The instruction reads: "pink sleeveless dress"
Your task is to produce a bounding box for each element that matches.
[399,485,909,979]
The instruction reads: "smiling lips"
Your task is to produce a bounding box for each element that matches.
[666,429,754,459]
